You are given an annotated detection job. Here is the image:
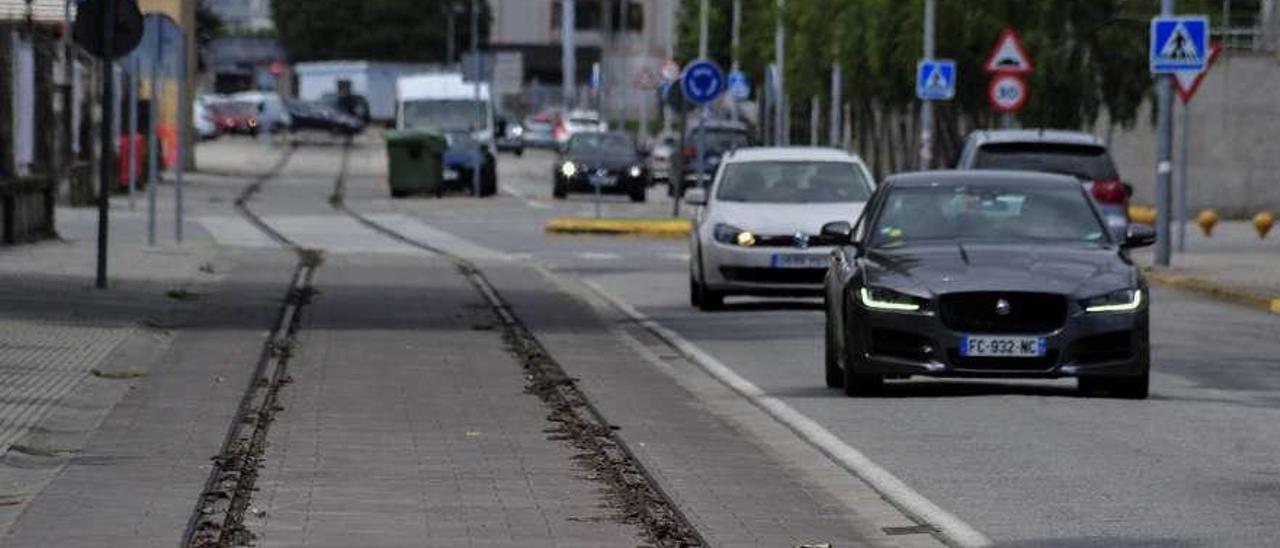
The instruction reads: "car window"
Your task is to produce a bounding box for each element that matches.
[568,133,634,154]
[974,142,1119,181]
[871,183,1106,247]
[715,161,872,204]
[689,129,751,150]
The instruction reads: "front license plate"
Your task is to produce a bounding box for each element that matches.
[589,174,617,187]
[960,336,1046,358]
[770,253,828,269]
[443,168,459,181]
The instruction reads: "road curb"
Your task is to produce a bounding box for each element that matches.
[544,217,691,238]
[1144,269,1280,314]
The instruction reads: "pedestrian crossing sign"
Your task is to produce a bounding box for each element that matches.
[1150,16,1209,73]
[916,59,956,101]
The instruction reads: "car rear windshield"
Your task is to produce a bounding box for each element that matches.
[715,161,872,203]
[974,142,1119,181]
[871,183,1106,247]
[568,133,634,155]
[690,129,751,151]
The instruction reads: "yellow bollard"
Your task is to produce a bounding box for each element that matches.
[1196,209,1219,236]
[1254,211,1275,239]
[1129,205,1157,225]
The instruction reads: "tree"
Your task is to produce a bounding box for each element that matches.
[270,0,491,63]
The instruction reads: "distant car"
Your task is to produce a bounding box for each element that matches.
[194,100,218,140]
[442,130,497,197]
[687,147,876,310]
[494,113,524,155]
[646,132,678,184]
[322,92,372,124]
[553,131,648,202]
[558,109,606,144]
[229,90,291,133]
[209,101,261,136]
[285,100,365,136]
[522,109,560,148]
[675,120,753,196]
[956,129,1131,238]
[821,170,1154,398]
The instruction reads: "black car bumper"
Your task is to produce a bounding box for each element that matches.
[847,296,1149,379]
[557,173,647,194]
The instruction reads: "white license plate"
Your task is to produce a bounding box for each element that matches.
[960,336,1046,358]
[443,168,459,181]
[589,174,617,186]
[770,253,828,269]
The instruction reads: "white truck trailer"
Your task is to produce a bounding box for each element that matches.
[294,61,434,125]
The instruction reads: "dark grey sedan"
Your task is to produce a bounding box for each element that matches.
[821,171,1155,398]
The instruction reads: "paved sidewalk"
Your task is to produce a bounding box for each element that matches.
[247,253,643,547]
[1133,221,1280,311]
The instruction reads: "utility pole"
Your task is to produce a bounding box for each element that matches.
[775,0,786,145]
[1154,0,1175,267]
[829,63,841,147]
[471,0,481,198]
[175,34,187,242]
[698,0,708,58]
[148,18,161,246]
[919,0,935,169]
[731,0,741,69]
[562,0,575,107]
[95,0,116,289]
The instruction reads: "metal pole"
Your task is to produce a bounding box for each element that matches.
[698,0,709,59]
[829,63,841,147]
[919,0,935,169]
[732,0,741,70]
[95,0,116,289]
[810,95,819,145]
[1154,0,1175,267]
[1177,97,1190,252]
[127,57,138,210]
[446,3,455,65]
[175,33,186,242]
[471,0,481,198]
[562,0,575,107]
[148,18,160,246]
[672,105,687,217]
[775,0,786,145]
[1002,112,1013,129]
[62,0,74,201]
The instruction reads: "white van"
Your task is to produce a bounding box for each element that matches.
[395,73,494,150]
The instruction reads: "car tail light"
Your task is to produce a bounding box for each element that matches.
[1091,178,1128,205]
[248,118,259,128]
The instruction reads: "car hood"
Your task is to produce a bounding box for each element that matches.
[709,201,865,236]
[565,154,640,170]
[862,242,1137,297]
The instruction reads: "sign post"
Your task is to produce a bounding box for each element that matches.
[1150,13,1209,267]
[1172,41,1222,253]
[677,59,725,215]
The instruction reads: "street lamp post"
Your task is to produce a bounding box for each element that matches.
[919,0,936,169]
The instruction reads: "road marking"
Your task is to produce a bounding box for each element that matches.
[577,277,994,548]
[577,252,620,261]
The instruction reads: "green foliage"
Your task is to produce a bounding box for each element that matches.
[271,0,490,63]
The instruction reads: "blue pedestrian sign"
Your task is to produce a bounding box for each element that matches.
[727,70,751,100]
[916,59,956,101]
[1150,16,1209,73]
[682,59,725,105]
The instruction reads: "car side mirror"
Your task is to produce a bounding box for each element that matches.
[684,188,707,206]
[819,220,854,245]
[1123,223,1156,248]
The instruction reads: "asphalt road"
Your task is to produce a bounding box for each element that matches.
[381,147,1280,547]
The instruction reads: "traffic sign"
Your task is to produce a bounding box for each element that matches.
[727,70,751,100]
[1174,41,1223,102]
[682,59,725,105]
[1150,16,1209,73]
[633,65,661,90]
[661,59,681,81]
[983,27,1034,74]
[73,0,145,60]
[988,73,1028,113]
[269,60,287,77]
[915,59,956,101]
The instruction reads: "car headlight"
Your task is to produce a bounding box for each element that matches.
[713,223,755,247]
[511,125,523,137]
[1082,288,1143,313]
[560,162,577,177]
[628,165,643,178]
[859,287,927,312]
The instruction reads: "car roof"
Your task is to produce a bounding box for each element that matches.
[725,147,864,164]
[885,170,1083,188]
[966,129,1105,147]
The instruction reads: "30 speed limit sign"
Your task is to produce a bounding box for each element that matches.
[988,73,1028,113]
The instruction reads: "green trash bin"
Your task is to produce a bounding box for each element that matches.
[384,129,448,198]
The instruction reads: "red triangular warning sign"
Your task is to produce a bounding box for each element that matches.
[1174,41,1222,103]
[983,28,1034,75]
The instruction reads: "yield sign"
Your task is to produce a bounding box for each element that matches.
[983,27,1034,74]
[1173,41,1222,103]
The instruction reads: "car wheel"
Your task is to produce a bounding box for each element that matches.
[629,186,646,203]
[824,301,844,389]
[698,287,723,311]
[553,180,567,199]
[689,274,702,307]
[1111,371,1150,399]
[514,147,524,157]
[841,294,882,396]
[390,189,409,199]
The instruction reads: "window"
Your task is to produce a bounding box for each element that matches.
[552,1,644,32]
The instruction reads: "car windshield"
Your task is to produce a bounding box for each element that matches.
[871,183,1107,247]
[568,133,634,155]
[715,161,872,203]
[443,132,478,148]
[213,101,256,116]
[974,142,1119,180]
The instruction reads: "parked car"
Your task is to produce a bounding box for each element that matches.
[553,131,648,202]
[442,130,497,197]
[208,101,261,136]
[285,100,365,136]
[956,129,1131,238]
[674,120,754,196]
[821,170,1154,398]
[522,109,561,148]
[228,90,291,133]
[687,147,876,310]
[494,113,524,156]
[646,132,678,184]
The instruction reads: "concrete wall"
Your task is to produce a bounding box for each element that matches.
[1108,51,1280,218]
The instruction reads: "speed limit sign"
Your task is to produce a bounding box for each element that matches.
[988,73,1028,113]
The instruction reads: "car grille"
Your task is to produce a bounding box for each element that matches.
[938,292,1067,334]
[719,267,825,285]
[870,329,933,361]
[751,234,828,248]
[1069,331,1134,364]
[946,349,1061,371]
